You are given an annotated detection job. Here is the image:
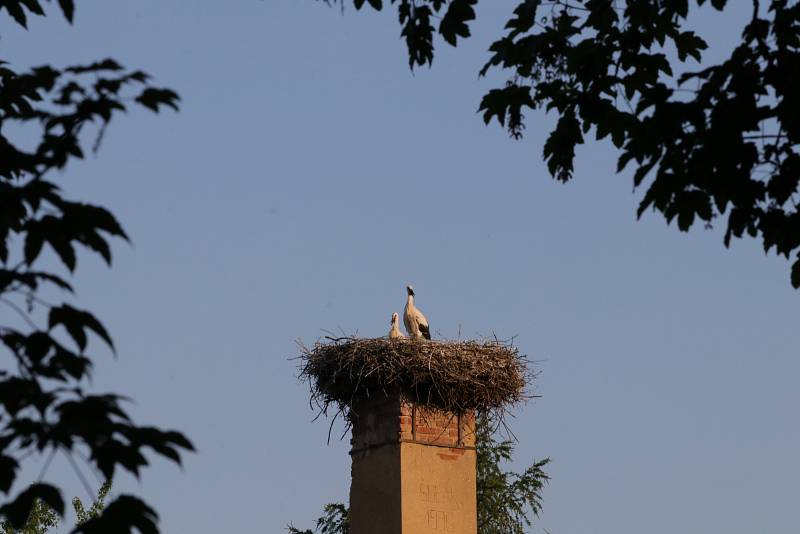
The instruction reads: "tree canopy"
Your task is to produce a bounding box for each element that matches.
[1,1,192,532]
[1,480,113,534]
[323,0,800,288]
[475,415,549,534]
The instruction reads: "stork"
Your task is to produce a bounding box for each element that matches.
[403,285,430,340]
[389,312,404,339]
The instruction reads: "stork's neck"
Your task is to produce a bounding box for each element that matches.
[406,293,414,307]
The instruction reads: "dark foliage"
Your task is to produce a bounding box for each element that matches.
[322,0,800,287]
[1,2,192,532]
[287,503,350,534]
[1,479,113,533]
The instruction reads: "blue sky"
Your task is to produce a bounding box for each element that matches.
[5,1,799,533]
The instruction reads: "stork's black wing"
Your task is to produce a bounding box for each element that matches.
[419,323,431,340]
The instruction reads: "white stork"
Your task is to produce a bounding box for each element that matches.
[389,312,404,339]
[403,285,430,340]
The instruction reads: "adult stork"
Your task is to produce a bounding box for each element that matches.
[403,285,430,340]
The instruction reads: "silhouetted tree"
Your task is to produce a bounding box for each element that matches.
[1,480,112,534]
[321,0,800,287]
[287,414,549,534]
[1,2,193,532]
[0,495,57,534]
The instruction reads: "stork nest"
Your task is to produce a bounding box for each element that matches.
[298,336,533,422]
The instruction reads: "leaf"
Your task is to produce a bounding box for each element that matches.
[584,0,618,31]
[0,374,43,415]
[70,202,128,240]
[23,226,45,265]
[135,88,180,113]
[0,483,64,529]
[792,257,800,289]
[48,305,114,352]
[57,0,75,22]
[20,0,44,16]
[48,350,92,380]
[29,271,74,292]
[162,430,195,452]
[677,206,694,231]
[66,58,122,74]
[72,495,158,534]
[633,158,659,188]
[399,3,434,69]
[504,0,541,37]
[439,0,477,47]
[4,2,29,28]
[542,109,583,182]
[47,233,77,271]
[675,31,708,62]
[0,455,19,493]
[767,153,799,205]
[478,83,534,138]
[353,0,382,9]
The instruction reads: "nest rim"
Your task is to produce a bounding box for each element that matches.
[298,335,535,427]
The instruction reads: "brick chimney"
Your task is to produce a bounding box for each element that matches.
[349,392,477,534]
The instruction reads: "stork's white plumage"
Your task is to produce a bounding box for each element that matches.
[403,285,430,340]
[389,312,404,339]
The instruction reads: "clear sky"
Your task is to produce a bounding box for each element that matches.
[5,1,799,533]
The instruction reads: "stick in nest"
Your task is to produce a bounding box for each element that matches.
[297,336,535,432]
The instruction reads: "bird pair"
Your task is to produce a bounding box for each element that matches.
[389,285,431,340]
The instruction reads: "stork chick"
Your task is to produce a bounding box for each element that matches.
[403,285,430,340]
[389,312,405,339]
